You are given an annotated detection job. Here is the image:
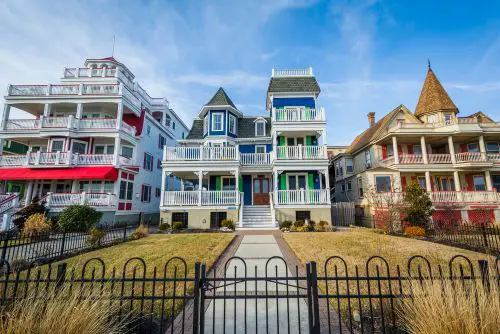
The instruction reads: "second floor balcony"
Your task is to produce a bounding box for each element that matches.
[372,190,499,205]
[271,107,325,122]
[0,152,132,168]
[379,152,499,167]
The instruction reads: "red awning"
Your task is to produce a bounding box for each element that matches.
[0,167,118,181]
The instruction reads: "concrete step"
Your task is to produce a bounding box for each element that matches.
[236,226,279,230]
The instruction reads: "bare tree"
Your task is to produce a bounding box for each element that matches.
[364,179,405,233]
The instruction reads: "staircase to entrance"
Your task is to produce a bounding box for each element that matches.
[238,205,277,229]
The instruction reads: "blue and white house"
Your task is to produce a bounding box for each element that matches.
[160,68,331,229]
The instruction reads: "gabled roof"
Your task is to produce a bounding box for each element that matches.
[460,111,494,123]
[346,105,419,154]
[415,67,458,117]
[267,77,321,94]
[206,87,237,109]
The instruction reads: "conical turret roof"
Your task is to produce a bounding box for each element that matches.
[415,66,458,117]
[206,87,237,109]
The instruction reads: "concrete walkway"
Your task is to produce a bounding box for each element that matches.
[203,234,309,333]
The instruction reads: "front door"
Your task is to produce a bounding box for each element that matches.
[253,176,270,205]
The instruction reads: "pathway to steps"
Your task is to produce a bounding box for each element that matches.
[203,233,309,333]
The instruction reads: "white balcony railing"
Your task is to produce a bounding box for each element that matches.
[7,84,120,96]
[455,152,488,163]
[81,84,119,95]
[428,154,452,164]
[240,153,271,165]
[5,119,40,130]
[399,154,423,164]
[162,190,239,206]
[164,147,238,162]
[63,67,118,78]
[488,153,500,162]
[272,68,313,77]
[429,191,498,203]
[275,189,329,205]
[42,117,69,128]
[44,192,115,208]
[275,145,327,160]
[0,152,131,167]
[272,107,325,122]
[78,118,116,129]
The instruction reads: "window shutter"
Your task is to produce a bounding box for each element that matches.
[382,145,388,159]
[215,176,221,191]
[397,145,402,156]
[465,174,474,191]
[430,177,435,191]
[307,173,315,190]
[407,144,413,155]
[401,176,407,190]
[279,174,287,190]
[141,184,144,201]
[143,153,146,169]
[460,144,468,153]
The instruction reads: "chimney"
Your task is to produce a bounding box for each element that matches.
[367,112,376,127]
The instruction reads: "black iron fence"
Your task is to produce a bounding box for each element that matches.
[0,254,498,333]
[0,224,140,265]
[430,222,500,254]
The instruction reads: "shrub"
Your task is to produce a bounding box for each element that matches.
[0,285,132,333]
[130,224,148,240]
[86,227,106,247]
[397,278,500,334]
[280,220,293,229]
[12,203,46,230]
[220,219,234,230]
[403,226,426,237]
[172,222,184,231]
[295,226,309,232]
[293,220,305,228]
[23,213,51,236]
[403,182,434,229]
[307,220,316,228]
[159,223,170,231]
[319,220,328,227]
[57,205,103,232]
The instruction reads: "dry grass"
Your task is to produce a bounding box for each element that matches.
[398,279,500,334]
[0,286,132,334]
[283,229,496,276]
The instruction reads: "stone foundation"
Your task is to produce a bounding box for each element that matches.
[274,207,331,225]
[160,209,239,229]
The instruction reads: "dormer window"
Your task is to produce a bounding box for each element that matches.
[212,112,223,131]
[255,121,265,137]
[228,114,236,134]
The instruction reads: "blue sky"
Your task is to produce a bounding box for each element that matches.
[1,0,500,144]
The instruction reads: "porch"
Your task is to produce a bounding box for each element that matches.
[273,169,330,205]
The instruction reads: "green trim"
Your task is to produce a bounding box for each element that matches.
[280,174,287,190]
[215,176,221,191]
[306,136,313,146]
[307,173,314,190]
[238,177,243,192]
[278,136,285,146]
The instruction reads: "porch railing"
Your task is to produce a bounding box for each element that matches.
[44,192,115,208]
[374,191,498,204]
[455,152,488,163]
[399,154,423,164]
[275,145,327,160]
[275,189,329,205]
[4,119,40,130]
[0,153,131,167]
[240,153,271,165]
[272,107,325,122]
[74,154,114,165]
[162,190,239,206]
[428,153,452,164]
[164,147,238,161]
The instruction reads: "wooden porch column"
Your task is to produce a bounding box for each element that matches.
[425,171,432,192]
[453,171,461,191]
[197,171,203,206]
[420,136,428,164]
[448,136,456,164]
[485,170,493,191]
[392,136,399,164]
[25,181,34,205]
[160,170,167,207]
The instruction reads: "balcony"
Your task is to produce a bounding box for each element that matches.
[275,145,327,160]
[275,189,330,205]
[455,152,488,163]
[272,107,325,122]
[3,117,136,136]
[162,190,239,206]
[0,152,132,168]
[240,153,271,166]
[373,191,498,205]
[43,192,116,209]
[164,146,238,162]
[63,67,117,78]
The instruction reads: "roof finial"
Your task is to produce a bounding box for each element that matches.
[427,58,431,69]
[111,35,116,57]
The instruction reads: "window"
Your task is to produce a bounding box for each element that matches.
[347,181,352,191]
[228,114,236,134]
[50,139,65,152]
[357,177,364,198]
[255,145,266,154]
[103,181,114,193]
[375,176,392,193]
[221,177,236,191]
[345,159,353,173]
[182,132,185,139]
[203,115,209,134]
[417,176,426,189]
[413,145,422,155]
[146,125,151,136]
[295,211,311,222]
[287,174,307,190]
[173,212,188,228]
[444,113,453,124]
[467,143,479,152]
[158,134,166,149]
[365,151,372,168]
[339,160,343,176]
[71,140,87,154]
[212,113,223,131]
[486,142,499,153]
[94,145,114,154]
[143,153,153,171]
[427,114,437,123]
[121,146,133,159]
[157,158,161,169]
[141,184,151,202]
[255,121,265,136]
[387,145,394,157]
[341,183,346,192]
[119,173,134,201]
[492,175,500,192]
[473,175,486,191]
[210,212,226,228]
[155,187,161,198]
[173,122,176,130]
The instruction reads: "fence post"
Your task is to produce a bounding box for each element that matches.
[481,224,489,249]
[55,263,67,291]
[123,226,127,242]
[1,234,8,262]
[59,232,66,257]
[478,260,490,292]
[192,262,202,334]
[306,261,321,334]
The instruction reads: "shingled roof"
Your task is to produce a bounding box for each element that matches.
[267,77,321,94]
[346,105,419,154]
[415,67,458,117]
[185,117,271,140]
[206,87,237,109]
